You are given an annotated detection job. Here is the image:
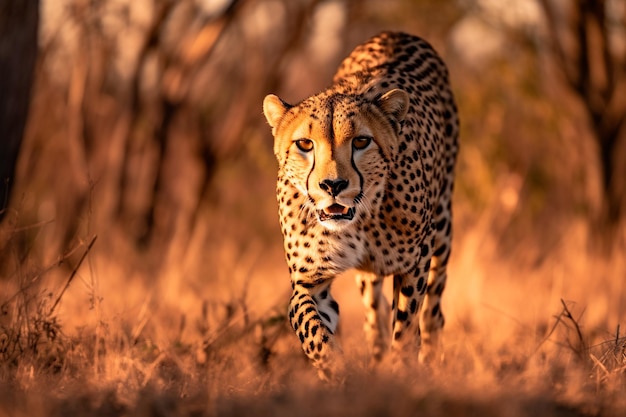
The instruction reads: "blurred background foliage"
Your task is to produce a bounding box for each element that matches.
[1,0,625,283]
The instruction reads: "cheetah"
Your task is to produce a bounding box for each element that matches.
[263,31,458,379]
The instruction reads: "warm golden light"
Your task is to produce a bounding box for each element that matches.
[0,0,624,415]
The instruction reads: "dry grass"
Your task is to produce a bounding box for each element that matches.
[3,2,624,414]
[0,198,625,417]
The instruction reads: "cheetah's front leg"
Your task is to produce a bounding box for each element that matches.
[288,281,342,380]
[419,200,453,363]
[390,250,431,362]
[356,272,390,361]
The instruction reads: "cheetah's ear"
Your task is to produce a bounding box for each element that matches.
[376,89,409,127]
[263,94,292,129]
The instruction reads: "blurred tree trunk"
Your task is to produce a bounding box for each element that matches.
[540,0,626,242]
[0,0,39,219]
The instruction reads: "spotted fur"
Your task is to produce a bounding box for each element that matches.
[263,31,459,378]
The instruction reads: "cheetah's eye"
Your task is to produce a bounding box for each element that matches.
[295,139,314,152]
[352,136,372,150]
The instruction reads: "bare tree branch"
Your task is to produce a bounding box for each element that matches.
[539,0,626,231]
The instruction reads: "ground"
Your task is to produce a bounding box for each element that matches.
[0,211,624,416]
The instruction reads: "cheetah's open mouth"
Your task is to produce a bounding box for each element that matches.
[318,204,355,222]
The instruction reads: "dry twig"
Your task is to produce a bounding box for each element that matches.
[48,235,97,315]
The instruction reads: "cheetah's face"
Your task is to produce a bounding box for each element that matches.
[264,90,408,231]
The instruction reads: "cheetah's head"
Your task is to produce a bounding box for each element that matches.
[263,89,408,231]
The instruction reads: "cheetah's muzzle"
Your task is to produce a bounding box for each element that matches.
[318,204,355,222]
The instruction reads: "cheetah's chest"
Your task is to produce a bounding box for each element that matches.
[278,179,431,280]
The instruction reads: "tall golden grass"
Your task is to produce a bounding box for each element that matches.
[0,157,624,416]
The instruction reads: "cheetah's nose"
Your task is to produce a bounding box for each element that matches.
[319,179,349,197]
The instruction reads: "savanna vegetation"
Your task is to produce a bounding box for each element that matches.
[0,0,625,416]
